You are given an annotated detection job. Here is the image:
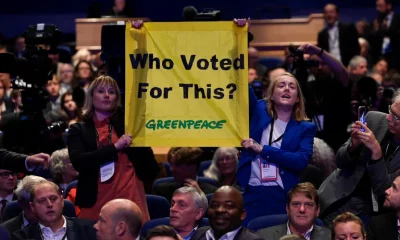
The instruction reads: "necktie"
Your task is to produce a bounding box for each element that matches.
[0,199,7,222]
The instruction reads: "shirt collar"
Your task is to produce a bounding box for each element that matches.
[206,226,242,240]
[286,221,314,240]
[93,115,111,128]
[0,193,15,203]
[177,225,199,240]
[387,12,394,21]
[22,212,30,227]
[39,216,67,234]
[327,20,339,29]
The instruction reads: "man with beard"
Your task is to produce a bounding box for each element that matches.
[367,175,400,240]
[257,183,331,240]
[190,186,260,240]
[370,0,400,71]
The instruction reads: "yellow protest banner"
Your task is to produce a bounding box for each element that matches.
[125,21,249,146]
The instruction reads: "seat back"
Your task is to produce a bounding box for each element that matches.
[146,194,170,219]
[259,57,284,69]
[2,199,76,222]
[63,180,78,198]
[163,162,172,177]
[197,160,212,176]
[247,214,324,231]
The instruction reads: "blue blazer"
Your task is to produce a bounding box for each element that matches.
[237,87,316,196]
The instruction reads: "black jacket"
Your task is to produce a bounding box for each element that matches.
[12,217,96,240]
[190,226,260,240]
[67,108,160,208]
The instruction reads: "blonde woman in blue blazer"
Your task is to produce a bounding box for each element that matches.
[239,72,316,225]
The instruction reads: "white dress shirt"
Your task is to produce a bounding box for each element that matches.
[287,222,314,240]
[327,21,341,62]
[39,216,67,240]
[205,227,242,240]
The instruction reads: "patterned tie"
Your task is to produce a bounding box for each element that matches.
[0,199,7,222]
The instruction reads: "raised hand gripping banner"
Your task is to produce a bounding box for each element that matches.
[125,21,249,146]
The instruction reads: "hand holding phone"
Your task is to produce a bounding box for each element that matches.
[358,106,367,132]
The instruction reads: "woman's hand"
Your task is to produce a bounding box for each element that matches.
[241,138,263,154]
[114,134,133,150]
[234,18,250,27]
[131,20,144,29]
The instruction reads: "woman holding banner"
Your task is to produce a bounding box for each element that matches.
[67,75,159,222]
[238,72,317,225]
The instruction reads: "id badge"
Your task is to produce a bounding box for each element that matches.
[260,159,278,181]
[100,162,115,182]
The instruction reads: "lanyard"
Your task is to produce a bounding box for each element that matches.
[38,225,67,240]
[95,124,113,147]
[269,118,285,146]
[385,140,400,162]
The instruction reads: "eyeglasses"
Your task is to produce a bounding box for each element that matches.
[0,172,17,179]
[389,105,400,121]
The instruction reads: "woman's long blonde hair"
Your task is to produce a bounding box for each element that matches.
[82,75,121,119]
[265,72,308,121]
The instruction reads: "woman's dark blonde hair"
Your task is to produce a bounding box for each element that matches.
[82,75,121,119]
[265,72,308,121]
[332,212,366,239]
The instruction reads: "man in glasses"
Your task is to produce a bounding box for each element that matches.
[0,169,18,222]
[318,89,400,226]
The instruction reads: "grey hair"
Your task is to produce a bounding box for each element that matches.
[173,186,208,213]
[15,175,48,203]
[392,89,400,103]
[311,138,336,178]
[50,148,69,184]
[203,147,239,182]
[348,56,367,70]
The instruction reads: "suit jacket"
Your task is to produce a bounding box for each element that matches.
[190,226,260,240]
[1,214,23,236]
[318,111,400,214]
[369,13,400,69]
[12,217,96,240]
[67,108,160,208]
[257,224,331,240]
[0,149,27,174]
[153,180,218,202]
[317,22,360,67]
[367,211,398,240]
[237,86,316,196]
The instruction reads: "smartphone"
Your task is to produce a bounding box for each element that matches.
[358,106,367,132]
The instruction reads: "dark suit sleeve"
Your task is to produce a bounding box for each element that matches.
[0,149,28,173]
[335,139,358,169]
[317,31,324,49]
[366,223,378,240]
[366,158,393,195]
[67,123,118,172]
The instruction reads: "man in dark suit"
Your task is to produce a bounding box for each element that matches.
[94,199,142,240]
[153,147,218,201]
[370,0,400,71]
[257,183,331,240]
[13,181,96,240]
[1,175,47,236]
[317,4,360,67]
[367,175,400,240]
[190,186,260,240]
[319,90,400,226]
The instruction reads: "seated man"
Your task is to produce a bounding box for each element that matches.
[170,186,208,240]
[94,199,142,240]
[367,174,400,240]
[1,175,47,235]
[13,181,96,240]
[257,182,331,240]
[153,147,218,201]
[190,186,260,240]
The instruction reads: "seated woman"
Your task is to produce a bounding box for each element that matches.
[203,147,240,190]
[60,90,83,126]
[332,212,366,240]
[238,72,316,225]
[50,148,80,215]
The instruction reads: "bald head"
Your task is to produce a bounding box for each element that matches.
[96,199,143,239]
[213,186,244,209]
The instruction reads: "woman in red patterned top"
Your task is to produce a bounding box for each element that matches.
[67,75,159,222]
